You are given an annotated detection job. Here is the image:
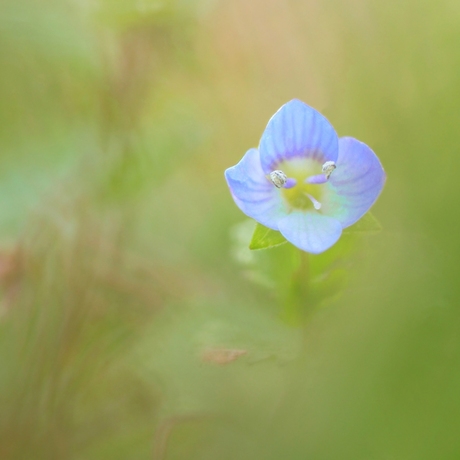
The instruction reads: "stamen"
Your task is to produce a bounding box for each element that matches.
[269,170,287,188]
[284,178,297,189]
[305,161,337,184]
[306,174,327,184]
[322,161,336,179]
[306,193,322,210]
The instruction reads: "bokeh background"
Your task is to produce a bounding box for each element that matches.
[1,0,460,458]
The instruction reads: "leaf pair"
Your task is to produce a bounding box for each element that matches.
[249,212,382,251]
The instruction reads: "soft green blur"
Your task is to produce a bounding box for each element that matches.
[1,0,460,458]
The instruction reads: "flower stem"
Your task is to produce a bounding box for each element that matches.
[283,250,312,326]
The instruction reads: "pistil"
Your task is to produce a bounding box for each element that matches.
[306,193,322,210]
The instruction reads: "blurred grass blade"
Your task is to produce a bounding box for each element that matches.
[249,223,287,250]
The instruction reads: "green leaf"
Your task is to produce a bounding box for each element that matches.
[249,223,287,250]
[343,212,382,234]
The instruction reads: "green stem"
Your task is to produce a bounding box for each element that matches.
[283,250,312,325]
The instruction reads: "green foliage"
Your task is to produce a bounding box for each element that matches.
[1,0,460,459]
[249,222,287,250]
[248,211,381,252]
[242,213,381,322]
[232,219,362,324]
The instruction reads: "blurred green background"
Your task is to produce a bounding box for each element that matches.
[1,0,460,458]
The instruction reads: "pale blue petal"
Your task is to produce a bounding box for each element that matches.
[278,211,342,254]
[322,137,386,228]
[259,99,339,174]
[225,148,288,230]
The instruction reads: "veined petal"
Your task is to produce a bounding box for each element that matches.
[322,137,386,228]
[225,148,288,230]
[259,99,339,174]
[278,211,342,254]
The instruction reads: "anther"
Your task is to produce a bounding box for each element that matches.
[269,170,288,188]
[322,161,336,179]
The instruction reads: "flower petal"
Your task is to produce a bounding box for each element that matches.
[278,211,342,254]
[322,137,386,228]
[259,99,339,174]
[225,148,288,230]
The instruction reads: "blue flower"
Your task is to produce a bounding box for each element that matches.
[225,99,386,254]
